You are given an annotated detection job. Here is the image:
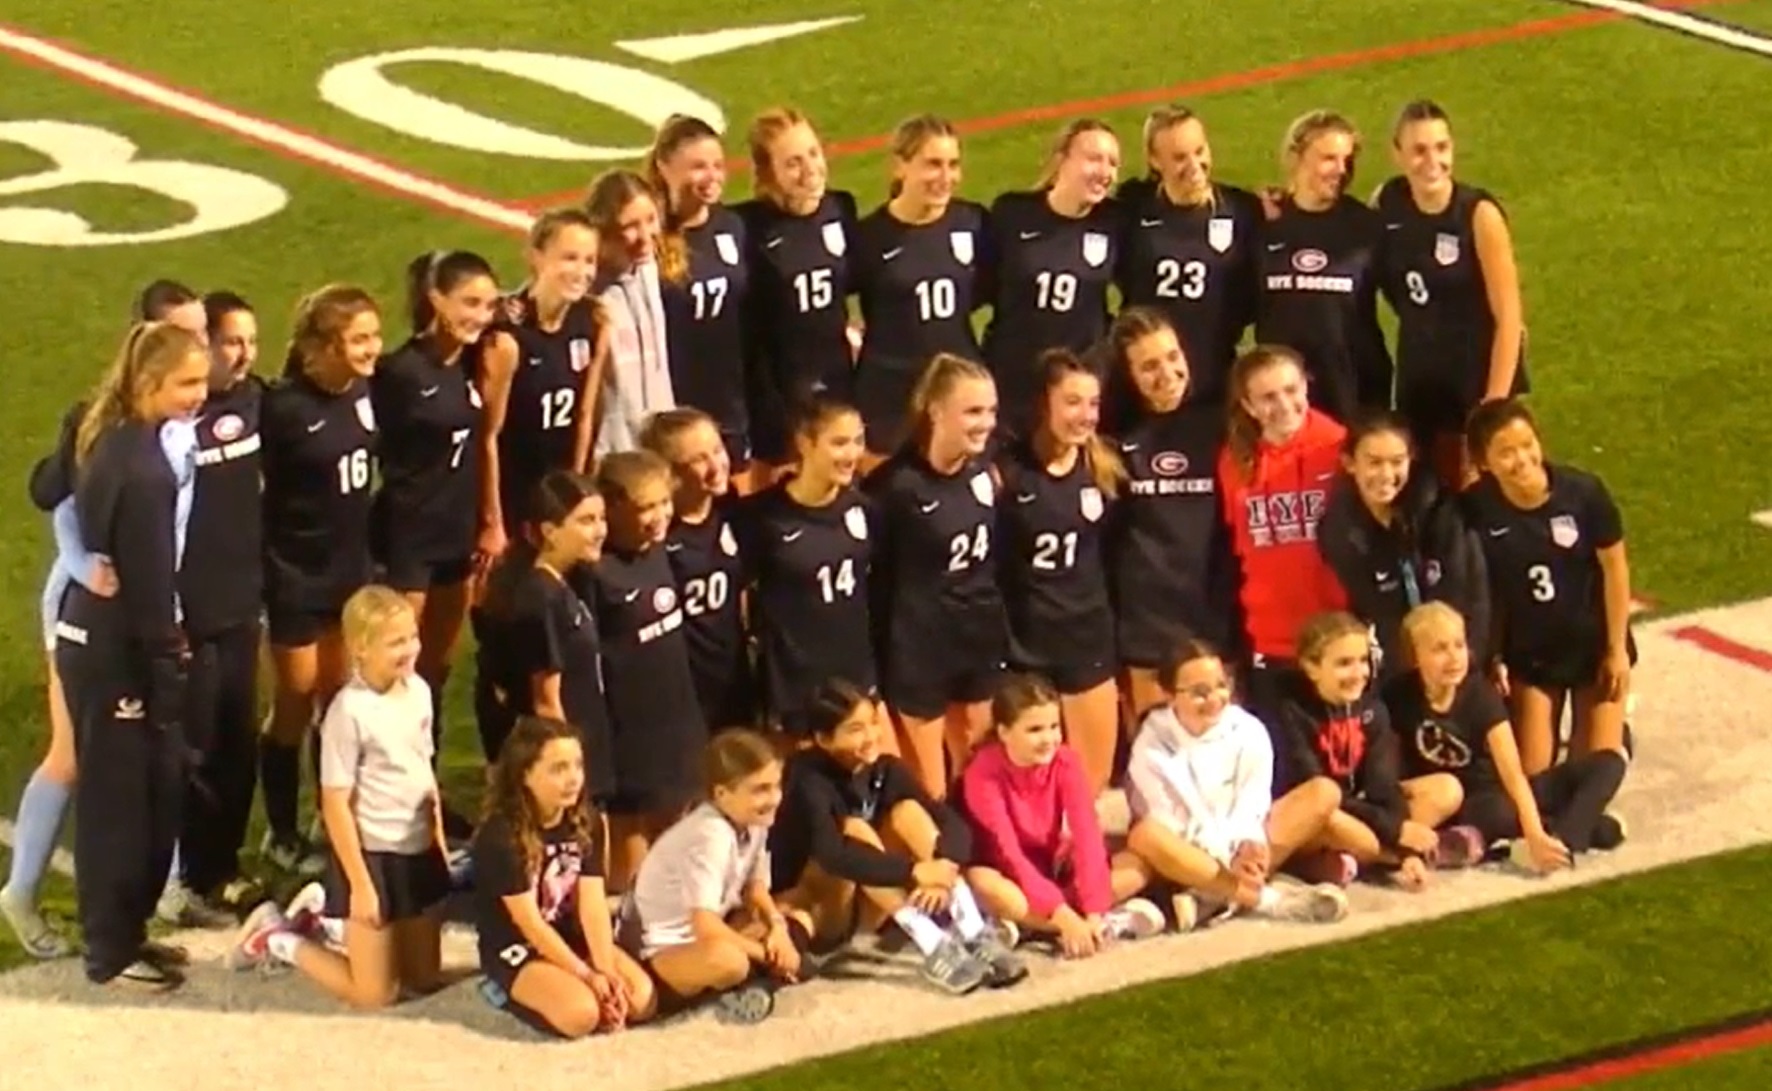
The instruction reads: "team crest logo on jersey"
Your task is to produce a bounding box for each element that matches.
[720,524,738,556]
[1151,451,1189,477]
[569,337,592,373]
[950,230,974,266]
[1550,514,1580,548]
[1207,217,1234,254]
[715,232,739,266]
[844,505,869,541]
[1292,249,1329,273]
[653,586,677,614]
[1079,486,1104,523]
[1081,231,1109,268]
[821,221,847,257]
[468,384,483,409]
[1434,232,1460,266]
[210,413,244,443]
[354,396,375,432]
[970,471,995,506]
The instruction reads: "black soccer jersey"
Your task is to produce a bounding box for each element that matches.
[579,545,707,805]
[183,374,265,637]
[1114,182,1261,406]
[1375,178,1527,409]
[1255,195,1394,423]
[472,812,602,966]
[371,336,484,567]
[663,500,755,727]
[980,190,1123,434]
[498,291,597,528]
[1462,465,1622,665]
[664,206,751,444]
[1110,402,1234,661]
[476,567,613,796]
[736,192,860,459]
[734,481,876,722]
[865,451,1007,671]
[260,373,376,611]
[852,199,988,449]
[995,440,1113,674]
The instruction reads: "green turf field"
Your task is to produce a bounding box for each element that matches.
[2,0,1771,1084]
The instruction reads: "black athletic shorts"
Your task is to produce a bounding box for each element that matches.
[322,846,450,923]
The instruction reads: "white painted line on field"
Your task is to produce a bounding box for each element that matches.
[614,16,863,64]
[1562,0,1772,55]
[0,819,75,879]
[1751,510,1772,531]
[0,24,535,232]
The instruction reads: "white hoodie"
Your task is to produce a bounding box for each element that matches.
[593,259,675,457]
[1126,702,1274,865]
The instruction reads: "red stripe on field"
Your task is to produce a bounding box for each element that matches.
[1669,626,1772,672]
[1481,1018,1772,1089]
[517,0,1733,210]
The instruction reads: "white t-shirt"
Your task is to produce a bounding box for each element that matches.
[317,673,439,855]
[621,802,770,957]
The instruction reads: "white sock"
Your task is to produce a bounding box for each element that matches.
[892,906,948,956]
[320,916,345,946]
[1256,885,1282,913]
[947,880,987,941]
[266,930,300,964]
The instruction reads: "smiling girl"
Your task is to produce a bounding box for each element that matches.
[1376,101,1526,487]
[1255,110,1392,425]
[867,354,1008,794]
[474,715,655,1037]
[231,586,451,1009]
[852,115,989,454]
[260,286,384,875]
[587,170,679,456]
[983,119,1123,437]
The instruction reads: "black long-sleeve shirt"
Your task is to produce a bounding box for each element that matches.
[28,402,83,512]
[769,749,972,892]
[1276,681,1407,848]
[1317,471,1492,675]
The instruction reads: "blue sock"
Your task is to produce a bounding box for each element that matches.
[5,771,70,903]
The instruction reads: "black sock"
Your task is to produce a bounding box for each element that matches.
[1548,751,1627,852]
[259,740,301,842]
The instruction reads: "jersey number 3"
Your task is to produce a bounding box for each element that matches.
[1528,563,1557,603]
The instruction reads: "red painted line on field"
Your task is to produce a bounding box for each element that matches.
[1475,1017,1772,1089]
[514,0,1735,210]
[1670,625,1772,672]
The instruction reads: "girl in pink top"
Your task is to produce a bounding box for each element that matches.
[961,674,1165,958]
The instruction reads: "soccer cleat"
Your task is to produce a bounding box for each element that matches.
[967,923,1028,989]
[713,978,777,1025]
[1101,897,1167,942]
[0,885,72,960]
[226,901,289,972]
[919,935,990,996]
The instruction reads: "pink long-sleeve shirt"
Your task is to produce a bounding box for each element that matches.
[959,741,1112,916]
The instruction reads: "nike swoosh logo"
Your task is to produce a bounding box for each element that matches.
[882,247,903,261]
[1386,223,1402,230]
[1375,571,1392,581]
[1121,442,1139,452]
[766,237,785,249]
[526,357,542,367]
[420,386,440,398]
[1488,528,1509,537]
[664,542,683,552]
[781,529,804,542]
[919,500,940,513]
[623,589,641,602]
[1016,493,1037,504]
[1019,231,1040,240]
[1140,218,1162,228]
[1266,243,1285,252]
[306,421,325,433]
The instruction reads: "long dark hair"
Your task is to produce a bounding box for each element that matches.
[406,250,495,336]
[483,716,599,879]
[481,469,599,619]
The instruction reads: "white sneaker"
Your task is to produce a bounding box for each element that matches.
[1101,897,1166,941]
[1263,883,1349,923]
[226,901,289,971]
[987,918,1020,951]
[1170,892,1201,932]
[282,882,327,940]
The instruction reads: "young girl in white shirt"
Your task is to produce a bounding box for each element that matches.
[1125,638,1349,927]
[228,585,450,1009]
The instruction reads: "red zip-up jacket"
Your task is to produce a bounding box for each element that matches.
[1217,409,1348,659]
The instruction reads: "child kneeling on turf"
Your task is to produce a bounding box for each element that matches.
[1125,639,1349,925]
[770,679,1025,995]
[474,716,656,1037]
[960,673,1166,958]
[618,729,810,1025]
[230,586,449,1008]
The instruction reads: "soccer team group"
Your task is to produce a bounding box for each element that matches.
[0,96,1638,1039]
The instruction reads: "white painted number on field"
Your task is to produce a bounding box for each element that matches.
[0,120,287,247]
[318,18,862,162]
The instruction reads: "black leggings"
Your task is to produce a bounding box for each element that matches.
[1458,751,1627,852]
